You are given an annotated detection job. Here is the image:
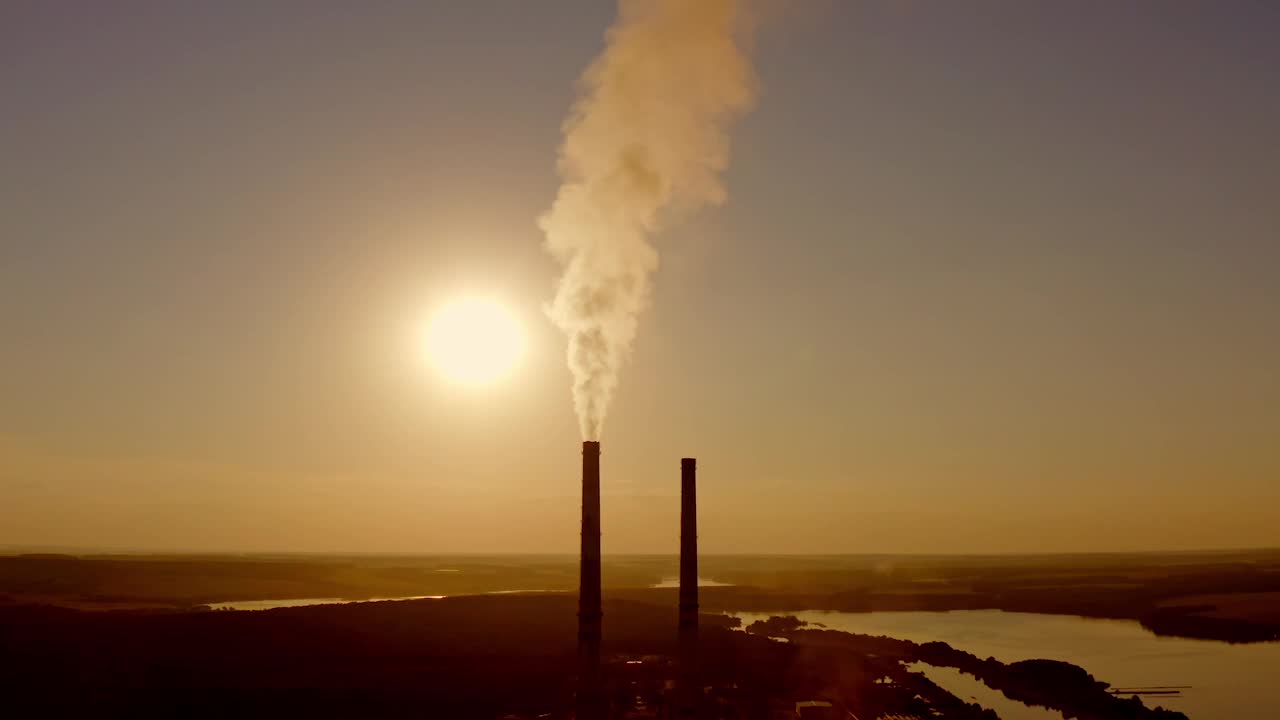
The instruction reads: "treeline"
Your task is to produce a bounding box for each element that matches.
[1141,605,1280,643]
[689,557,1280,643]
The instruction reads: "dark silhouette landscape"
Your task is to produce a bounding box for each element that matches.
[3,550,1278,717]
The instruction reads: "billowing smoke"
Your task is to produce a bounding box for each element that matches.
[541,0,760,439]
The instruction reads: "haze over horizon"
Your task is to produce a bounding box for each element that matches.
[3,1,1278,555]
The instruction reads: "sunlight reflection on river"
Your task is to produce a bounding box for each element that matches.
[735,610,1280,720]
[207,595,445,611]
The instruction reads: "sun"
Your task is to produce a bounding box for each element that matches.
[423,297,525,386]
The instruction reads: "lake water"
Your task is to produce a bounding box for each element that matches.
[735,610,1280,720]
[650,576,733,589]
[207,594,445,611]
[902,662,1062,720]
[206,577,729,611]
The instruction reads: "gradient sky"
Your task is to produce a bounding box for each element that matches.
[2,1,1277,554]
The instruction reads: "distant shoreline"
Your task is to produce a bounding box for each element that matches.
[4,550,1279,643]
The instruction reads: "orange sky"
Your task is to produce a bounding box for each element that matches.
[2,2,1277,554]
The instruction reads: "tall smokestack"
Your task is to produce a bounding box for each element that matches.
[679,458,698,631]
[678,457,699,714]
[577,441,603,719]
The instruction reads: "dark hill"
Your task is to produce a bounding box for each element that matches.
[0,593,788,719]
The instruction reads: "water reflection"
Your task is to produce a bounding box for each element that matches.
[904,662,1064,720]
[208,595,444,611]
[736,610,1280,720]
[650,576,732,588]
[209,576,729,611]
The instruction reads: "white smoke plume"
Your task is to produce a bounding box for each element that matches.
[541,0,760,439]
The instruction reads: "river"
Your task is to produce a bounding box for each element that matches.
[735,609,1280,720]
[206,576,730,610]
[207,594,446,611]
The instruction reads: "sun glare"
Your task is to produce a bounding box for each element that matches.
[424,297,525,386]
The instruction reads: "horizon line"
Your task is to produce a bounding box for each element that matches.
[2,545,1277,559]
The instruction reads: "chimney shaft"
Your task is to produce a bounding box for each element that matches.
[678,457,699,712]
[577,441,603,719]
[679,458,698,630]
